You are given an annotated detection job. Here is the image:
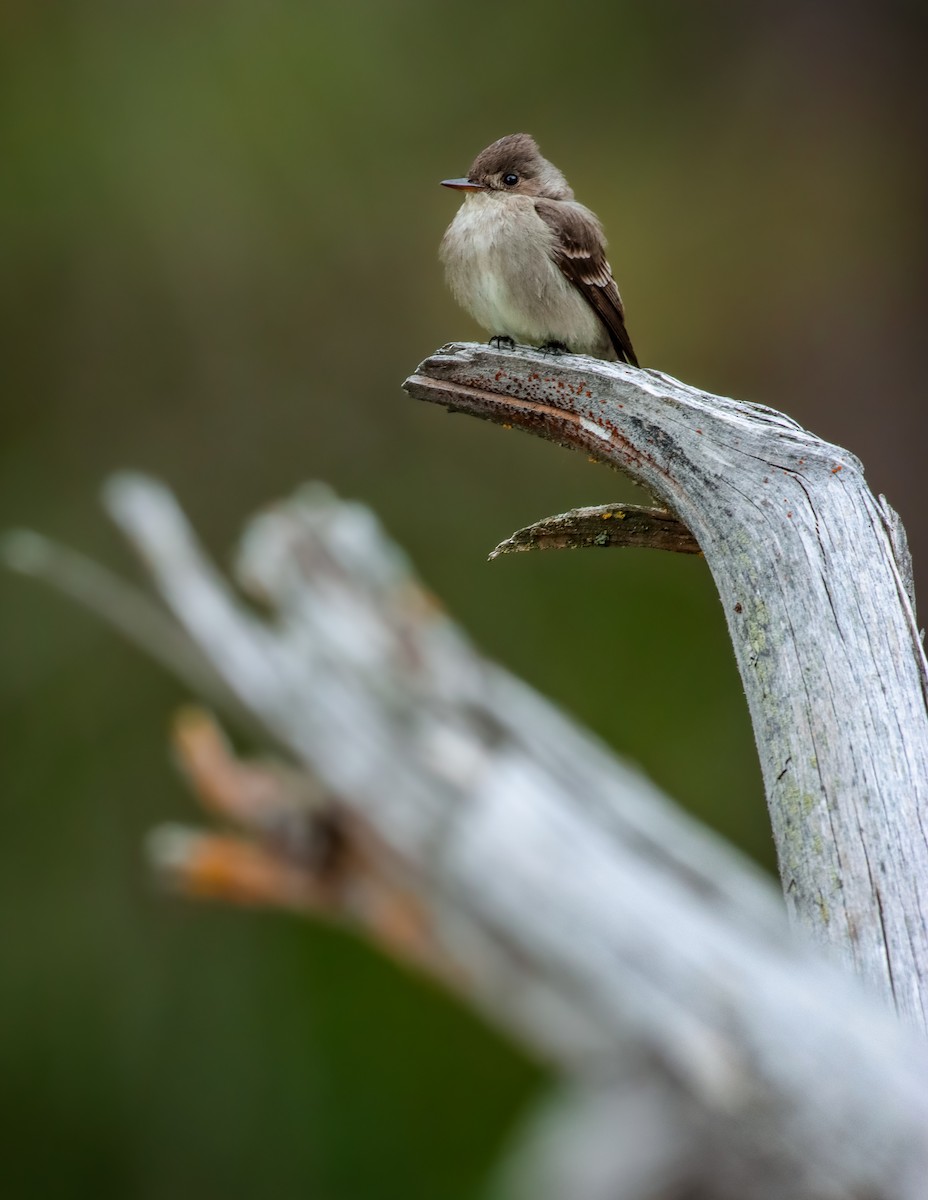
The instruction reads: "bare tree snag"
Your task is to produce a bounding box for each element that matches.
[405,342,928,1029]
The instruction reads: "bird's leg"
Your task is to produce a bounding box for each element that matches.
[539,341,570,356]
[488,335,515,350]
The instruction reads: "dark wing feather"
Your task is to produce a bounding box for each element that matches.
[535,198,638,366]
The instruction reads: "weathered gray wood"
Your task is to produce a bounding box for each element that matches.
[405,343,928,1029]
[6,473,928,1199]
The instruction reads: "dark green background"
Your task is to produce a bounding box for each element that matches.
[3,3,926,1196]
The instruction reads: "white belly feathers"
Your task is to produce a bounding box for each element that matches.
[440,193,610,357]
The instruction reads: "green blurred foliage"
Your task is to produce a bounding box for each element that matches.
[2,2,926,1196]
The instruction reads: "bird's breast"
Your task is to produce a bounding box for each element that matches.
[440,195,565,340]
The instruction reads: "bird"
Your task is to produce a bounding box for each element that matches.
[439,133,638,366]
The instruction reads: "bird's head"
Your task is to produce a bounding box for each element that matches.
[441,133,573,201]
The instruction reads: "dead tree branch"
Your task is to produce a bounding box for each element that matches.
[405,342,928,1030]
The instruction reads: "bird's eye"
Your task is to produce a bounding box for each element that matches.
[502,173,519,187]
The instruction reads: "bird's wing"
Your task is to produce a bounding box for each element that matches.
[534,198,638,366]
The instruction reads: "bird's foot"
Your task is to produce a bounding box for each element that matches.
[488,335,515,350]
[539,341,570,356]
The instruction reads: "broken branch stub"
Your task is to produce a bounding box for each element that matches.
[488,502,700,559]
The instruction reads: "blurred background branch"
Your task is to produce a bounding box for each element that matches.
[6,471,928,1200]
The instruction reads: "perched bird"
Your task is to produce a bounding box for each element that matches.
[440,133,638,366]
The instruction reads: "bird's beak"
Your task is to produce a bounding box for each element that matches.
[441,178,486,191]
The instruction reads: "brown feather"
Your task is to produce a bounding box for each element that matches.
[469,134,543,182]
[534,198,639,367]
